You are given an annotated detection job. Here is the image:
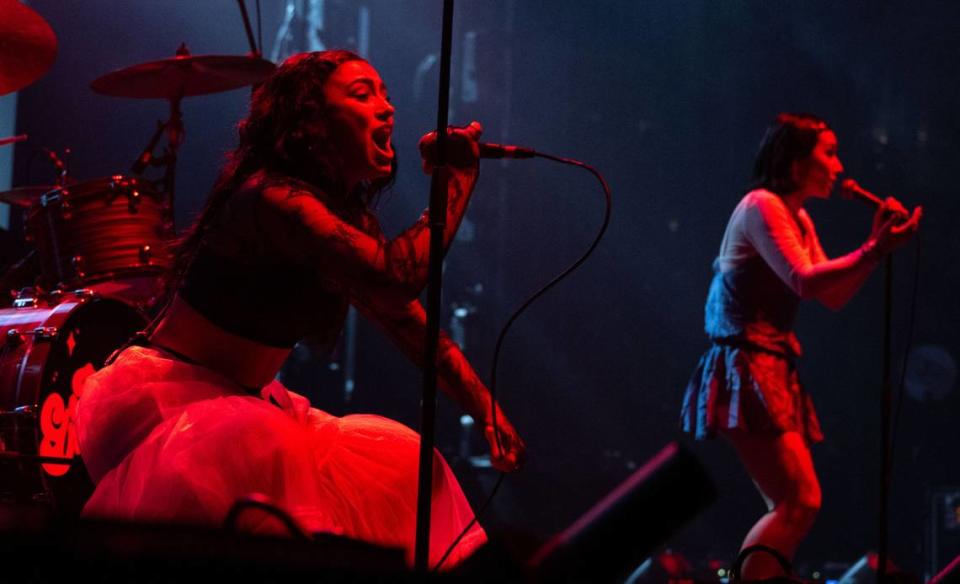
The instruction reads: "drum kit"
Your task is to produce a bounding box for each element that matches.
[0,1,275,515]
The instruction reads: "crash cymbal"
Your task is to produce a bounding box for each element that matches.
[0,0,58,96]
[90,54,276,99]
[0,185,53,208]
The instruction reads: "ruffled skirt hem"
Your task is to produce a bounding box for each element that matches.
[679,342,823,444]
[76,346,486,568]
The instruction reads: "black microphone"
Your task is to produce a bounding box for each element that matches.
[479,142,535,159]
[839,178,883,208]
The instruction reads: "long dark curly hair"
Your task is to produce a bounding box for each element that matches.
[169,50,397,292]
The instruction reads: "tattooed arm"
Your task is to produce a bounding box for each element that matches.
[255,123,482,304]
[354,294,526,472]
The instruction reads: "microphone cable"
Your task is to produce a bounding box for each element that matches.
[432,150,612,571]
[224,493,310,539]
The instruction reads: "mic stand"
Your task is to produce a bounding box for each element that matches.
[414,0,455,573]
[878,255,893,583]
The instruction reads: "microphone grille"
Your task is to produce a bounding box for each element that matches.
[839,178,859,199]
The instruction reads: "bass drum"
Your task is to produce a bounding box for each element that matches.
[0,290,145,516]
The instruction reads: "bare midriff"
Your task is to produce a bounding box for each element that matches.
[150,295,291,390]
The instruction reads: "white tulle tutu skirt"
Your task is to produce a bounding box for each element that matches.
[75,345,485,568]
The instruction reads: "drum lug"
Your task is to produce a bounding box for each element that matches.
[71,288,94,297]
[12,296,37,309]
[128,188,141,214]
[46,289,65,304]
[71,255,85,278]
[139,244,153,264]
[32,326,58,341]
[59,189,72,219]
[6,329,24,345]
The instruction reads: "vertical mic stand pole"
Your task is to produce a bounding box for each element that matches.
[877,255,893,584]
[415,0,455,573]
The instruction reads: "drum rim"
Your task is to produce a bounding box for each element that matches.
[9,293,147,410]
[1,292,147,510]
[36,175,167,207]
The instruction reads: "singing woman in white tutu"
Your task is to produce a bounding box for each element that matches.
[76,50,525,569]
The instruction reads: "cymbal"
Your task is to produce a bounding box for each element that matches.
[0,185,52,208]
[0,0,58,96]
[90,54,276,99]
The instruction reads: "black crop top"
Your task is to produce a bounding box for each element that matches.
[179,172,350,349]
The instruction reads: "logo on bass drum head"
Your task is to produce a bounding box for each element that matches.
[39,360,96,477]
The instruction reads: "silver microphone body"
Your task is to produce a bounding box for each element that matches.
[839,178,883,207]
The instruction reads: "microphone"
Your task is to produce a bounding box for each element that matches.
[479,142,535,159]
[839,178,883,208]
[840,178,911,221]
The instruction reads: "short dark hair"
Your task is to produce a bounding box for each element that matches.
[752,112,830,194]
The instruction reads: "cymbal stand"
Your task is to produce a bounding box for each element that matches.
[129,95,183,231]
[159,95,184,227]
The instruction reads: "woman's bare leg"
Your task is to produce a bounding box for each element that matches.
[723,429,821,580]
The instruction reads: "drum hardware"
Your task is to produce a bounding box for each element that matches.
[139,245,154,264]
[13,298,38,310]
[0,186,53,210]
[71,256,84,279]
[0,134,28,148]
[0,32,275,513]
[39,147,70,188]
[0,147,70,210]
[91,43,276,217]
[131,120,168,176]
[0,292,147,514]
[6,330,24,346]
[89,44,276,100]
[32,327,58,341]
[28,176,174,288]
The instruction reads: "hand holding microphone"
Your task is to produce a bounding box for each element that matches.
[842,178,923,256]
[419,121,536,173]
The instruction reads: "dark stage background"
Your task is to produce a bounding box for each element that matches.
[6,0,959,578]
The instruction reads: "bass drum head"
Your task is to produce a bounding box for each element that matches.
[1,295,146,516]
